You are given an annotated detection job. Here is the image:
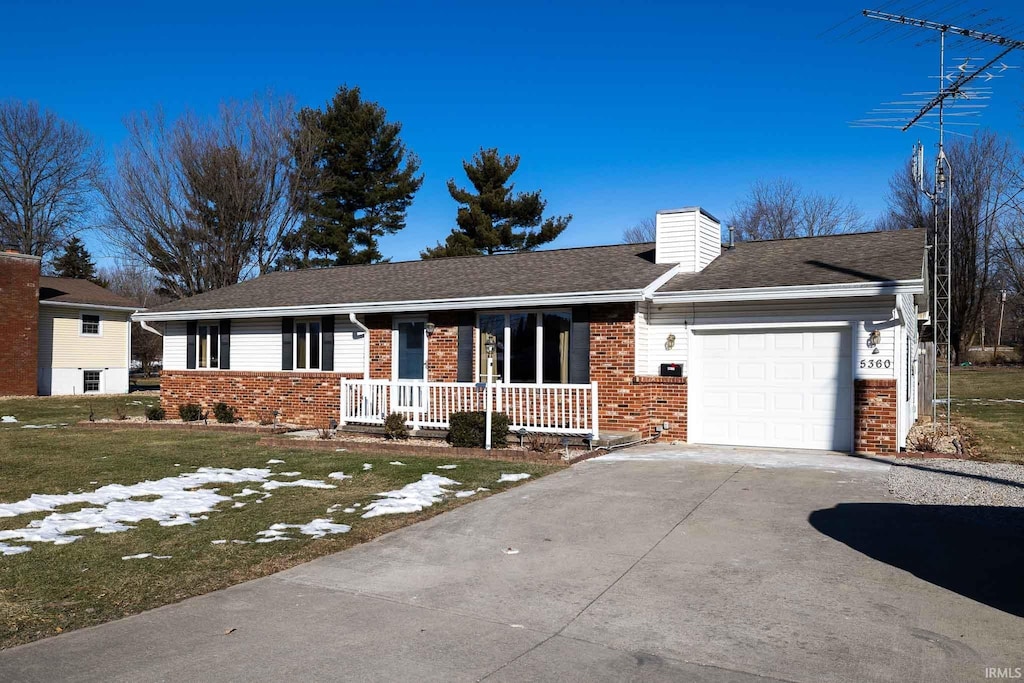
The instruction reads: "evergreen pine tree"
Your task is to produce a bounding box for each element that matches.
[52,237,104,283]
[421,148,572,259]
[281,86,423,268]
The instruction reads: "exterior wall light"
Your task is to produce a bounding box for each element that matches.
[425,322,436,336]
[664,333,676,351]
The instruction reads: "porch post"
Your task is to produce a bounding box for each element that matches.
[590,381,600,440]
[338,377,347,427]
[484,379,493,451]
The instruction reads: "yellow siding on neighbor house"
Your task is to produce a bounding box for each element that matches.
[38,307,129,368]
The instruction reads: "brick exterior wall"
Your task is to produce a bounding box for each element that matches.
[590,304,644,434]
[854,378,898,456]
[365,314,391,380]
[633,375,688,440]
[426,311,460,382]
[161,370,359,427]
[0,252,40,396]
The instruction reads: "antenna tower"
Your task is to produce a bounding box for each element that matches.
[859,7,1023,431]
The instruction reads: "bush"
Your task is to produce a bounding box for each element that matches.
[178,403,203,422]
[383,412,410,440]
[212,402,238,424]
[448,411,508,448]
[145,405,166,421]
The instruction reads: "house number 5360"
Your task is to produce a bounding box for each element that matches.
[859,359,892,369]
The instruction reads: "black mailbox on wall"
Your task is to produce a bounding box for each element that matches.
[660,363,683,377]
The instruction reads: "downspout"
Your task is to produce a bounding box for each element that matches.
[349,313,370,379]
[139,319,163,337]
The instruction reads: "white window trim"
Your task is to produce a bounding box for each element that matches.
[79,312,102,337]
[82,369,103,394]
[293,318,324,371]
[196,322,220,370]
[475,309,571,384]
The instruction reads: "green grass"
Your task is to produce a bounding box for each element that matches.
[951,366,1024,464]
[0,396,560,649]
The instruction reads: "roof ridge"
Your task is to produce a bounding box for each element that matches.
[734,228,923,245]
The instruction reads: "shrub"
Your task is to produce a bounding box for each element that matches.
[114,405,128,421]
[448,411,508,448]
[178,403,203,422]
[212,402,238,424]
[383,412,410,440]
[145,405,165,421]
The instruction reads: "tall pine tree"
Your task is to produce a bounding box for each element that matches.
[52,237,104,283]
[421,148,571,259]
[281,86,423,268]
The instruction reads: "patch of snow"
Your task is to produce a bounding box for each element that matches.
[343,507,356,513]
[261,479,336,491]
[436,465,458,470]
[122,553,152,560]
[0,467,276,553]
[232,502,246,509]
[454,487,490,498]
[1,416,17,423]
[389,461,406,466]
[211,539,228,544]
[497,473,531,483]
[328,472,352,481]
[277,471,301,477]
[231,540,250,544]
[255,519,351,541]
[233,488,261,498]
[21,423,67,429]
[266,459,285,465]
[502,548,520,555]
[153,555,172,559]
[1,543,31,555]
[362,463,372,470]
[173,464,181,467]
[361,474,459,519]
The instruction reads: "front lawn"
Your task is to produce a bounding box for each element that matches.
[951,366,1024,464]
[0,396,560,649]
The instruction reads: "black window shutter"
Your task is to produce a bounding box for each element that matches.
[321,315,335,371]
[281,317,294,370]
[186,320,197,369]
[219,319,231,370]
[457,311,475,382]
[570,306,590,384]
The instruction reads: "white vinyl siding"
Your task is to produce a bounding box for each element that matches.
[163,317,364,373]
[634,302,650,375]
[655,210,697,267]
[642,298,900,380]
[697,212,722,269]
[896,293,920,447]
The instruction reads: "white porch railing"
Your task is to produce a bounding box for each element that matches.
[340,379,600,437]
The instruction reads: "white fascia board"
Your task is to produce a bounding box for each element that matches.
[132,289,646,322]
[40,301,143,313]
[651,279,925,304]
[641,263,683,299]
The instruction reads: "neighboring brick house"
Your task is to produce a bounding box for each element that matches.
[135,208,928,455]
[0,250,139,396]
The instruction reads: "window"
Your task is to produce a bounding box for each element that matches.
[83,370,100,393]
[295,319,321,370]
[197,324,220,369]
[81,314,100,335]
[477,311,572,384]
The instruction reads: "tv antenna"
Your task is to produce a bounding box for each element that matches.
[856,6,1023,431]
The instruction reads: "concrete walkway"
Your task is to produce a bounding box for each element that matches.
[2,446,1021,682]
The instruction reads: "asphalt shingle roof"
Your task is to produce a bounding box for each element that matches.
[38,277,140,308]
[659,229,927,292]
[142,229,927,315]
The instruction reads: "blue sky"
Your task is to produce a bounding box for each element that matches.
[3,0,1023,265]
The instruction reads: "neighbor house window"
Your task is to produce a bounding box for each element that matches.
[295,319,321,370]
[83,370,100,393]
[81,314,100,335]
[197,324,220,369]
[477,311,571,384]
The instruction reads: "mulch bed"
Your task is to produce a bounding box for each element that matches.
[77,421,293,434]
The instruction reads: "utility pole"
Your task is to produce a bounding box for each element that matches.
[861,8,1024,431]
[994,288,1008,363]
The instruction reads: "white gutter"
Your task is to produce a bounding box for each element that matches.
[348,313,370,379]
[41,300,140,313]
[650,279,925,304]
[132,288,647,322]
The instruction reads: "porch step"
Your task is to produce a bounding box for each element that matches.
[593,431,644,449]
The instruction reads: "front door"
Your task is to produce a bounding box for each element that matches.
[395,319,427,410]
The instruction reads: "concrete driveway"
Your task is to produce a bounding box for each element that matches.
[2,445,1021,682]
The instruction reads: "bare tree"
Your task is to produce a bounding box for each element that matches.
[100,93,312,299]
[0,100,101,259]
[623,216,656,243]
[875,159,929,231]
[99,263,167,375]
[727,178,863,241]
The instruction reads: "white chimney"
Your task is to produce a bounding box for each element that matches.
[655,206,722,273]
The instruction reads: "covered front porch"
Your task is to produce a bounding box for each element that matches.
[339,378,601,438]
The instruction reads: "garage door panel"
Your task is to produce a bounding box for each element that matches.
[693,329,853,452]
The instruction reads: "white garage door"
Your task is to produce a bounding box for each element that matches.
[691,328,853,451]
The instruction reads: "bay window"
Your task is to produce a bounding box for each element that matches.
[478,311,571,384]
